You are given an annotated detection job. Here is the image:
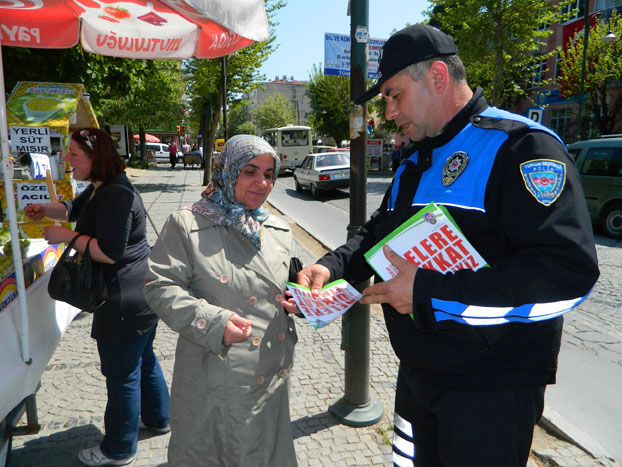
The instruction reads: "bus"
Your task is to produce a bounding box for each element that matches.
[215,138,225,152]
[261,125,312,174]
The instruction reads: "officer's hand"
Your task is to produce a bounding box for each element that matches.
[360,245,417,315]
[222,313,252,346]
[296,264,330,298]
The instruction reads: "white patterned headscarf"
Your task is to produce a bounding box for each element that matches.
[188,135,280,251]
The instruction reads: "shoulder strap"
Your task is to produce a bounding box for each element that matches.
[101,180,160,237]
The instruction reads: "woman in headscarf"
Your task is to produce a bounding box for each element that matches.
[145,135,299,466]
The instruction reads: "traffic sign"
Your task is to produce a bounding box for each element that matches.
[527,107,544,124]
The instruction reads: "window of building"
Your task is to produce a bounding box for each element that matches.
[595,0,622,12]
[560,0,584,23]
[528,57,547,88]
[549,107,575,140]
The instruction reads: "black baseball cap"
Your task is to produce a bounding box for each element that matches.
[354,24,458,105]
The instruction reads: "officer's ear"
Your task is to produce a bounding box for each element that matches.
[429,61,449,93]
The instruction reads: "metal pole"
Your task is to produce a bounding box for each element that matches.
[222,56,228,140]
[577,0,590,140]
[329,0,383,427]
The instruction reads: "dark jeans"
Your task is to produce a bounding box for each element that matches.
[169,153,176,167]
[393,363,545,467]
[97,324,170,460]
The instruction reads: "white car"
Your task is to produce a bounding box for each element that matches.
[293,152,350,199]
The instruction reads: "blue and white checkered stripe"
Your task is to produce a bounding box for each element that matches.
[431,291,591,325]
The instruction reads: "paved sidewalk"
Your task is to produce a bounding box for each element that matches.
[7,166,617,466]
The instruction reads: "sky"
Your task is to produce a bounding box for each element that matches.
[259,0,430,82]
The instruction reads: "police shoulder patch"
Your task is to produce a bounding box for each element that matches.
[519,159,566,206]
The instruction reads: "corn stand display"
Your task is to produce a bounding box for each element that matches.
[0,81,98,463]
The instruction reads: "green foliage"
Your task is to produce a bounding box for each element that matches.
[183,0,286,184]
[235,121,259,136]
[558,11,622,138]
[253,91,296,129]
[226,102,258,136]
[428,0,567,107]
[306,64,350,147]
[127,159,150,169]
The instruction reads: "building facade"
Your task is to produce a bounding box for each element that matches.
[246,76,312,130]
[510,0,622,143]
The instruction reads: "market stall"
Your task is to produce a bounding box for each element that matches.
[0,81,98,463]
[1,1,270,462]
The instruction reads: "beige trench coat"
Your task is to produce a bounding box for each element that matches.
[145,209,298,467]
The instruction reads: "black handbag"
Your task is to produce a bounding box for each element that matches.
[288,257,303,283]
[48,233,108,312]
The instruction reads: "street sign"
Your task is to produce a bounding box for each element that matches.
[366,139,383,158]
[527,107,544,124]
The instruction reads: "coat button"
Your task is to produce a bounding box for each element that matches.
[256,375,265,385]
[278,369,287,378]
[251,336,261,346]
[248,296,257,306]
[196,318,207,329]
[274,293,284,302]
[277,332,286,341]
[219,274,229,283]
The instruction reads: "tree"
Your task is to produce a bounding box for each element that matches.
[559,11,622,139]
[184,0,285,184]
[306,64,350,147]
[97,59,185,161]
[253,91,296,130]
[226,103,258,136]
[2,47,185,160]
[428,0,568,108]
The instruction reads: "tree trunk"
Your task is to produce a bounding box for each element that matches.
[202,89,223,186]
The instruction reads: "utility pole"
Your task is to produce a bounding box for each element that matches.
[222,56,228,140]
[328,0,383,427]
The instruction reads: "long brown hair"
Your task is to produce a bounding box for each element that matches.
[71,128,126,182]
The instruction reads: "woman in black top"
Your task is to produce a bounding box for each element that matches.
[25,128,169,466]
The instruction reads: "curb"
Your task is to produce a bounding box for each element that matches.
[540,407,620,466]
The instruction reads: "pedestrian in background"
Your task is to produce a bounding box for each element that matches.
[287,24,599,466]
[25,128,170,466]
[145,135,299,466]
[168,141,177,168]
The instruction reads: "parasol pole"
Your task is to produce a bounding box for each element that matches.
[0,43,32,365]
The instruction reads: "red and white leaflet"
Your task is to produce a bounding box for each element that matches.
[285,279,362,329]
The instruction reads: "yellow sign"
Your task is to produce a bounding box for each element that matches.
[6,82,98,131]
[0,180,75,238]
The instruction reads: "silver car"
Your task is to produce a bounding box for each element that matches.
[567,136,622,238]
[293,152,350,199]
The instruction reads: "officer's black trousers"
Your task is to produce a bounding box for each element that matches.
[392,363,545,467]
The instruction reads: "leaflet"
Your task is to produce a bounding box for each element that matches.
[365,202,488,280]
[285,279,363,329]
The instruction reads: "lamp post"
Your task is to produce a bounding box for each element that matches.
[577,0,590,141]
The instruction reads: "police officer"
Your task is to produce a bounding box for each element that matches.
[288,24,599,466]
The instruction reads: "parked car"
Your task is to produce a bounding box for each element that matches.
[312,145,336,153]
[567,135,622,238]
[143,143,182,164]
[293,152,350,199]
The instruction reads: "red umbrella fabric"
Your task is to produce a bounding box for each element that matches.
[0,0,268,59]
[134,133,161,142]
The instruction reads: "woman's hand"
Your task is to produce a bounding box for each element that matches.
[222,313,252,346]
[43,226,75,245]
[24,203,46,221]
[281,292,302,316]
